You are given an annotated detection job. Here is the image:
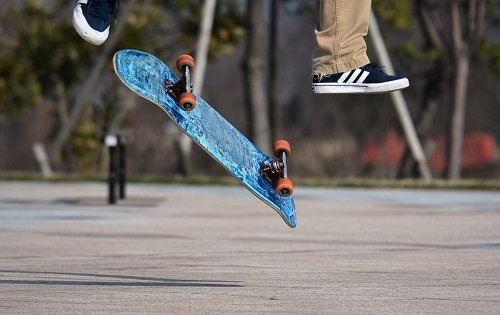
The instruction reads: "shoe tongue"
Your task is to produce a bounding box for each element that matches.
[88,0,113,17]
[363,63,384,73]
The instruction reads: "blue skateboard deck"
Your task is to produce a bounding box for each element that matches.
[113,49,296,228]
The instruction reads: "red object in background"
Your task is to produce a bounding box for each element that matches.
[362,129,496,171]
[462,133,496,168]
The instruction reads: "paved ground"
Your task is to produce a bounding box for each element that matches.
[0,181,499,314]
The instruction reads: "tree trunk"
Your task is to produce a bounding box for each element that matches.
[447,1,470,179]
[397,1,451,178]
[268,0,279,142]
[448,50,469,179]
[242,0,271,152]
[174,0,217,175]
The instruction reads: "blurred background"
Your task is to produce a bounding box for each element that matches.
[1,0,500,181]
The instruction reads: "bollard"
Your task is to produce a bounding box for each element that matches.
[118,138,126,199]
[102,131,133,204]
[104,134,119,205]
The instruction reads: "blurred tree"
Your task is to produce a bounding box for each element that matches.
[242,0,317,151]
[447,0,485,179]
[0,0,94,113]
[374,0,500,179]
[242,0,271,151]
[175,0,244,58]
[0,0,244,173]
[413,0,493,179]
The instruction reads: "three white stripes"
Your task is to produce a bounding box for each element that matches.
[337,69,370,84]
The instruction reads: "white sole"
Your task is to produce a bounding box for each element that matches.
[313,78,409,94]
[72,4,109,46]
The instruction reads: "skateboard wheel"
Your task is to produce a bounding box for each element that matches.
[179,92,196,111]
[273,140,291,158]
[276,178,294,197]
[177,54,195,72]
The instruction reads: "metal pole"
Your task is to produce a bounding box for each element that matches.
[368,11,432,180]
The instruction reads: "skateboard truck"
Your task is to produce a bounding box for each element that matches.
[261,140,294,197]
[165,54,197,111]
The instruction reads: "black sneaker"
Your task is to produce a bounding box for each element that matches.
[312,63,409,94]
[73,0,119,45]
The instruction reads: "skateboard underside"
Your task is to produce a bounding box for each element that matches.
[113,49,296,228]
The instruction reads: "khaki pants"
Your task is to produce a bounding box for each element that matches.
[312,0,371,75]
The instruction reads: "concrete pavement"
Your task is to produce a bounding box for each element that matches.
[0,181,499,314]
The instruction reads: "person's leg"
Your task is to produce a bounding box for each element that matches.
[311,0,409,94]
[312,0,371,76]
[73,0,119,46]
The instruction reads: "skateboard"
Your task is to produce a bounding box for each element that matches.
[113,49,296,228]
